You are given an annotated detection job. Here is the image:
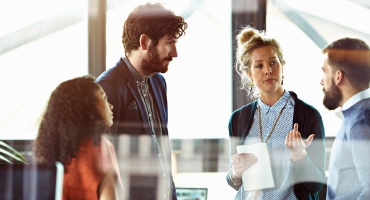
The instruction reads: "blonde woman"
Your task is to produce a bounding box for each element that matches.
[226,26,325,200]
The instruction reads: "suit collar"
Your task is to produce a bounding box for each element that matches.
[117,57,167,134]
[121,55,145,82]
[116,57,133,81]
[149,78,167,126]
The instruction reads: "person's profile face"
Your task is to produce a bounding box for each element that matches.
[320,54,342,110]
[141,35,178,76]
[248,46,284,94]
[95,85,114,127]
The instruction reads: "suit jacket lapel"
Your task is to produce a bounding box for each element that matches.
[127,81,151,126]
[117,58,151,135]
[149,77,167,133]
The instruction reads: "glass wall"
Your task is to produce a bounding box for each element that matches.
[1,0,369,199]
[106,0,233,140]
[0,0,88,140]
[267,0,370,138]
[105,0,234,199]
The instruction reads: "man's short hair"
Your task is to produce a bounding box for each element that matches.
[323,37,370,88]
[122,3,188,54]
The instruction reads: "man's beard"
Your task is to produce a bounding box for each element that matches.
[323,79,343,110]
[141,44,172,76]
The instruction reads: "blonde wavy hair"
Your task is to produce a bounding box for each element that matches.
[234,26,286,99]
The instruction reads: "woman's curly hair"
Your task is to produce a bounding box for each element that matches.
[235,26,285,101]
[34,75,108,165]
[122,2,188,55]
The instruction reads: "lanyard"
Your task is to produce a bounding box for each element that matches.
[257,97,290,143]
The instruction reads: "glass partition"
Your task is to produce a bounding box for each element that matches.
[1,0,369,199]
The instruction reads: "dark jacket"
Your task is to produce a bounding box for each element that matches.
[96,58,168,137]
[226,91,326,200]
[96,58,176,200]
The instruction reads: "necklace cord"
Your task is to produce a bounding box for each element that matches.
[258,98,290,143]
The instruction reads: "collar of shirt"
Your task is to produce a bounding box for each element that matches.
[122,55,147,83]
[342,88,370,111]
[258,90,290,114]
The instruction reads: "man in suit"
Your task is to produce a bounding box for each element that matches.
[96,3,188,200]
[320,37,370,199]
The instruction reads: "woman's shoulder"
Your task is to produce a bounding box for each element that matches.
[231,100,258,116]
[68,136,116,174]
[228,101,258,130]
[289,91,321,114]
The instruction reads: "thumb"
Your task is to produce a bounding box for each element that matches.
[304,134,315,147]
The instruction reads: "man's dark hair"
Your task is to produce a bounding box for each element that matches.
[323,37,370,89]
[122,3,188,54]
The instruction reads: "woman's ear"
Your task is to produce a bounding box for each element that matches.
[139,34,149,50]
[246,70,252,80]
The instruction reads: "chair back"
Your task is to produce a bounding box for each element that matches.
[0,162,64,200]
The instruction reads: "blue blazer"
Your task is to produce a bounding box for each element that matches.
[96,58,168,137]
[96,58,176,199]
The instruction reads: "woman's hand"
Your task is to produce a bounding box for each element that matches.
[230,153,257,181]
[285,123,315,160]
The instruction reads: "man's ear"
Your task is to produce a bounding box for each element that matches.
[334,70,344,85]
[139,34,149,50]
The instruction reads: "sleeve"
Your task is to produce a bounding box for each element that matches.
[349,118,370,200]
[292,110,326,194]
[226,112,243,191]
[97,80,121,135]
[102,137,125,199]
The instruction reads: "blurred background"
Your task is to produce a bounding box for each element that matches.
[0,0,369,199]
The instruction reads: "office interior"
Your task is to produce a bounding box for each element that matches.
[1,0,369,199]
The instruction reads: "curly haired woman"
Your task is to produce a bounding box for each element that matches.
[34,75,124,200]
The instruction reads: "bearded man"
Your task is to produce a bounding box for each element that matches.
[320,37,370,200]
[96,3,187,200]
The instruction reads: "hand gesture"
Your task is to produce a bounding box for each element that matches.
[285,123,315,160]
[230,153,257,181]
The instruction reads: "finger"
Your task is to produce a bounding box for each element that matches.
[296,131,302,141]
[293,123,299,132]
[231,154,245,161]
[294,132,303,150]
[233,153,255,158]
[293,123,300,142]
[238,154,256,162]
[231,154,255,165]
[241,153,256,157]
[286,131,293,146]
[304,134,315,147]
[234,159,258,168]
[239,155,258,163]
[306,134,315,141]
[292,130,298,142]
[231,154,241,165]
[285,132,289,145]
[231,157,242,165]
[234,160,258,175]
[233,163,255,176]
